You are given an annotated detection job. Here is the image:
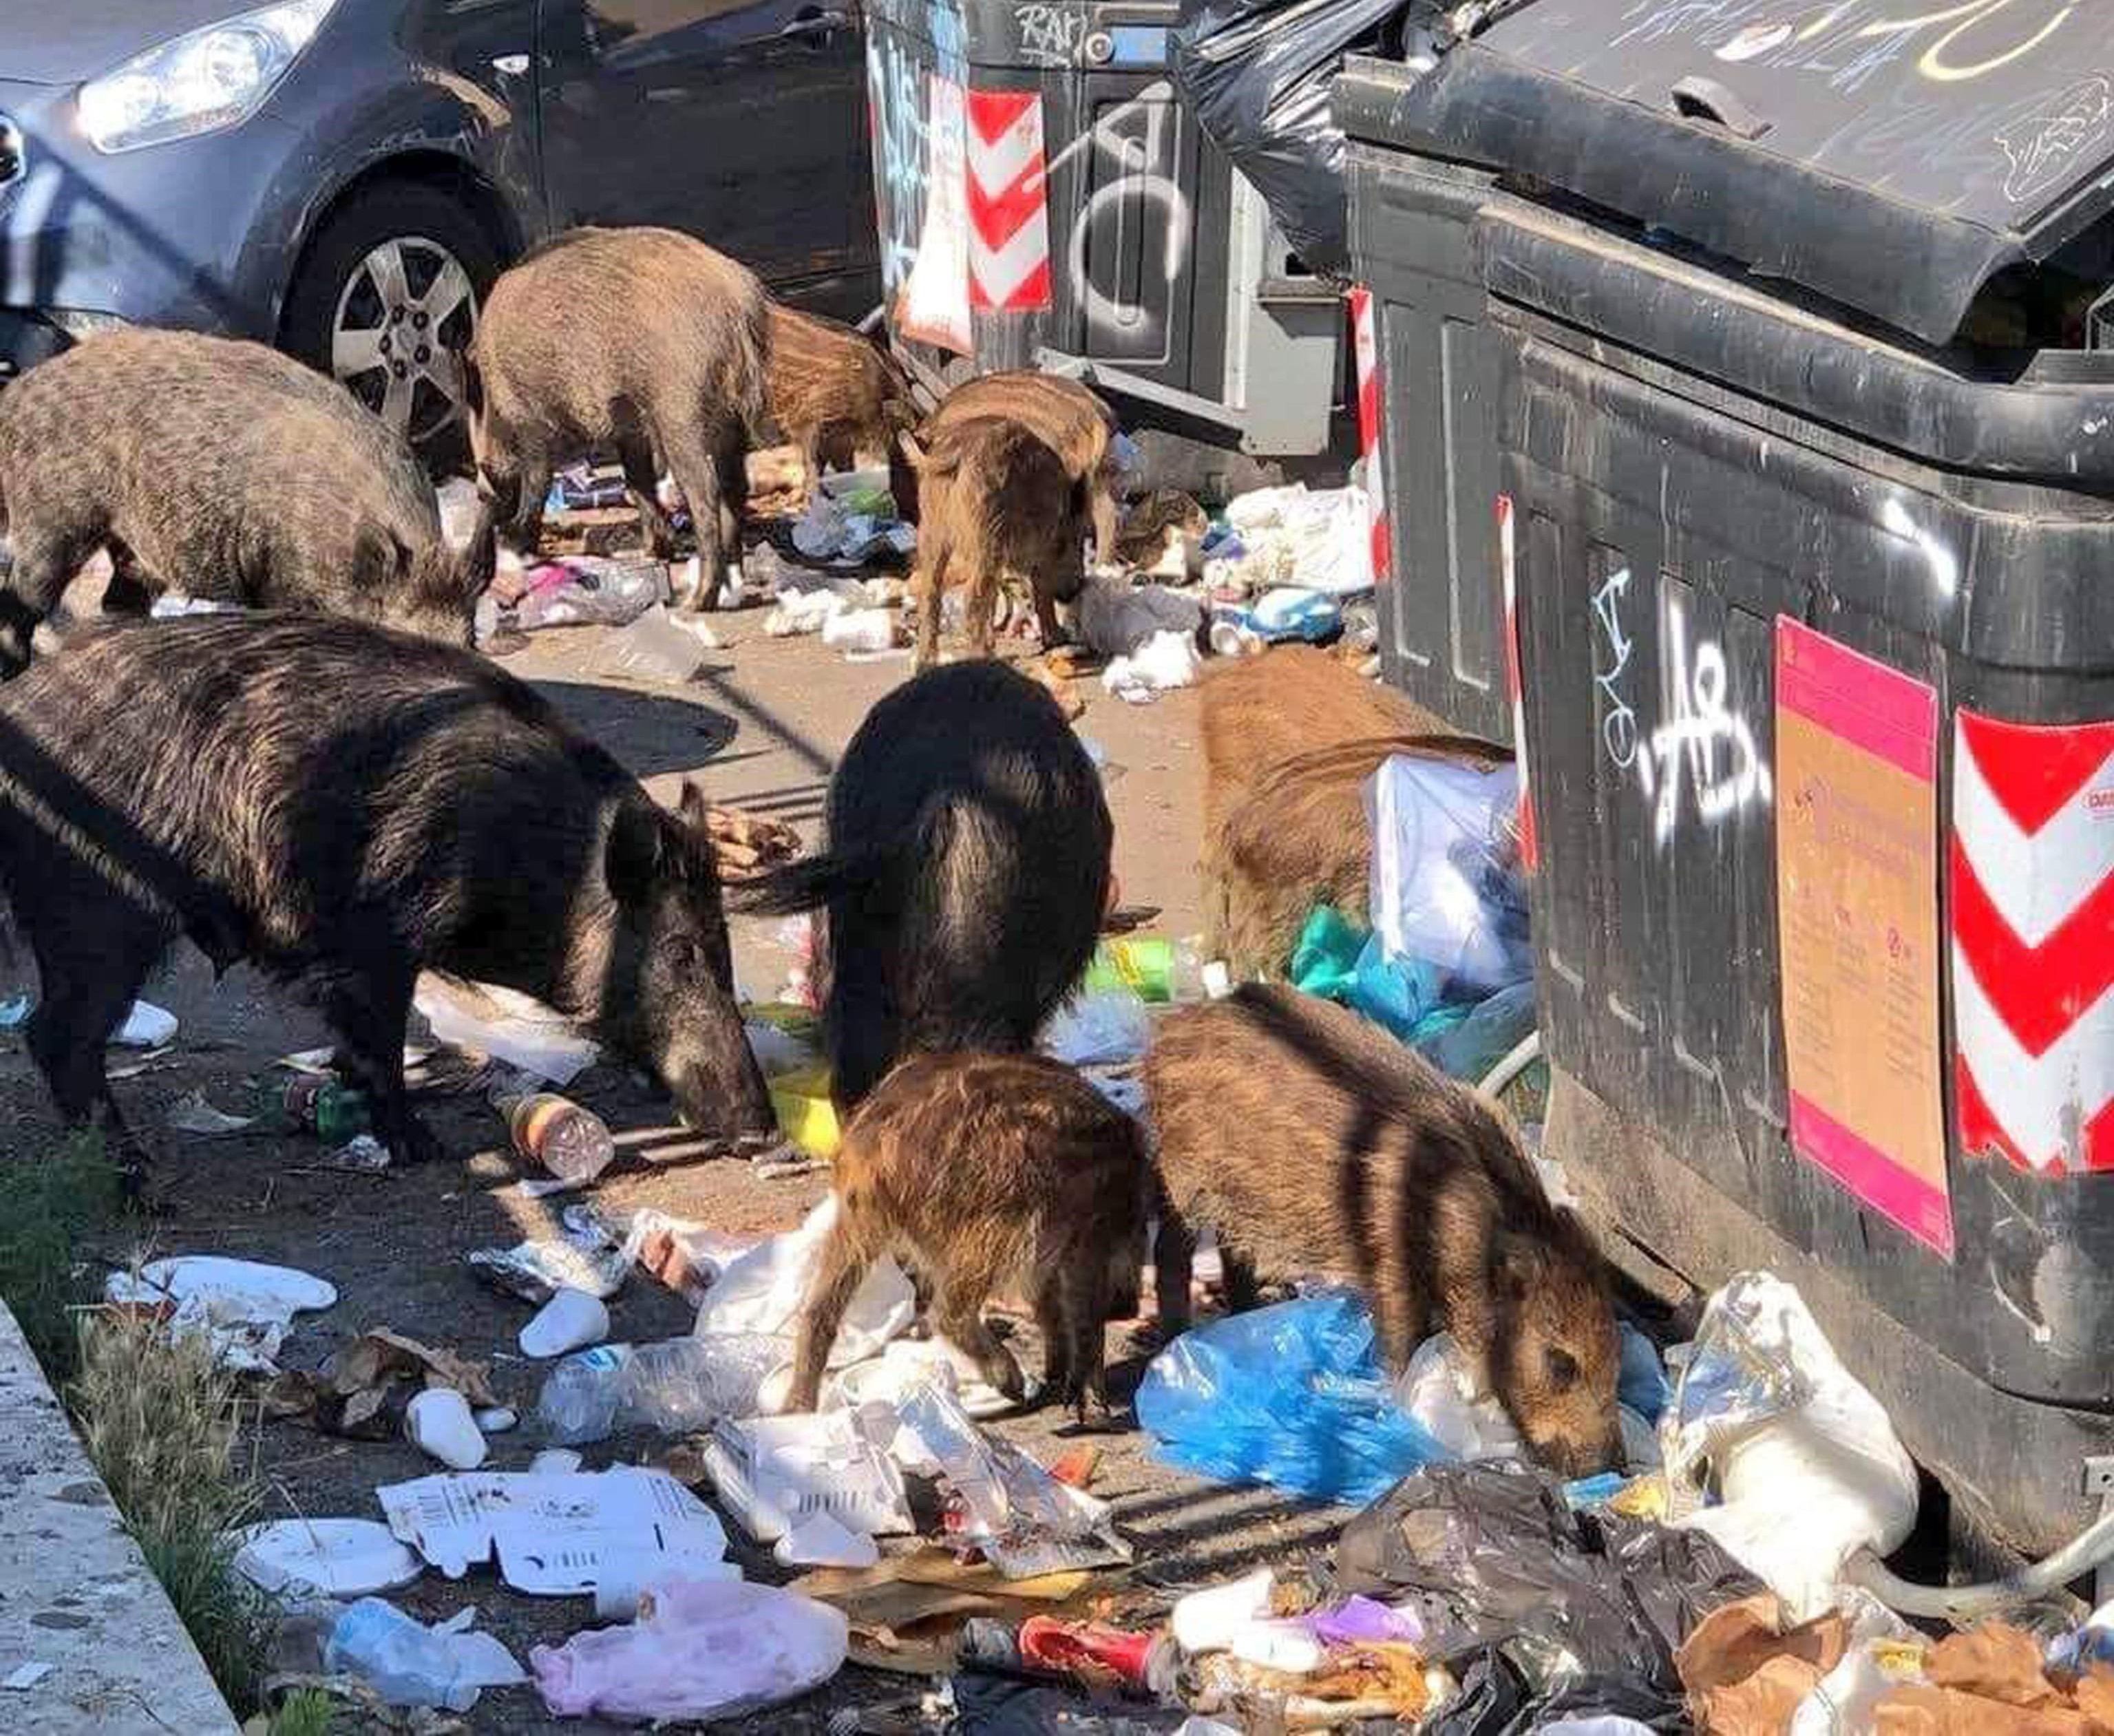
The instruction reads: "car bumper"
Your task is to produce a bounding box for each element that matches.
[0,78,306,372]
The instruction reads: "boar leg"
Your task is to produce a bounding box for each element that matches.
[1152,1199,1198,1337]
[484,441,551,558]
[100,541,156,617]
[799,428,825,509]
[1035,1279,1072,1404]
[1030,582,1069,655]
[1058,1261,1112,1423]
[932,1275,1028,1405]
[660,428,733,612]
[1221,1248,1262,1313]
[788,1216,873,1412]
[24,910,162,1177]
[310,955,436,1165]
[912,547,951,670]
[615,433,677,562]
[966,569,1000,661]
[1,525,97,673]
[1091,483,1120,568]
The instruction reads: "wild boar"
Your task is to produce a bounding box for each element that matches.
[0,329,494,675]
[1145,984,1623,1477]
[465,227,768,609]
[765,305,917,504]
[904,414,1090,668]
[745,659,1111,1110]
[0,614,775,1175]
[894,370,1121,562]
[787,1050,1147,1419]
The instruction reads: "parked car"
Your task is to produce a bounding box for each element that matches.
[0,0,876,456]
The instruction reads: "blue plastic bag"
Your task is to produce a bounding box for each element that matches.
[1134,1292,1448,1506]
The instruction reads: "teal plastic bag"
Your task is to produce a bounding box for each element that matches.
[1134,1292,1449,1506]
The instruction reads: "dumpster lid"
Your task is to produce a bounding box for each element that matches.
[1355,6,2114,345]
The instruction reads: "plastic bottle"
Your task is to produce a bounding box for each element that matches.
[504,1092,616,1185]
[264,1075,371,1143]
[536,1343,635,1445]
[324,1599,479,1711]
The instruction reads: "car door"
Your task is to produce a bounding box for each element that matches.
[536,0,871,286]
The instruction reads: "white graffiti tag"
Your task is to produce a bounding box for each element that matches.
[1591,566,1640,769]
[1637,595,1772,847]
[1014,3,1086,67]
[1043,82,1191,346]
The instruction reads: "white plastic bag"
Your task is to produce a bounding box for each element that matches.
[1103,628,1201,703]
[1662,1273,1919,1620]
[1395,1333,1523,1463]
[1219,483,1377,595]
[1364,754,1531,993]
[530,1578,847,1722]
[1042,989,1152,1066]
[693,1196,914,1370]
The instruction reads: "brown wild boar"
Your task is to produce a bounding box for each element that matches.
[896,371,1121,562]
[0,329,495,675]
[905,414,1090,668]
[765,306,917,504]
[787,1050,1147,1419]
[1145,984,1623,1477]
[465,227,768,609]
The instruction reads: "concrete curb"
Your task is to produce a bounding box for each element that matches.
[0,1300,240,1735]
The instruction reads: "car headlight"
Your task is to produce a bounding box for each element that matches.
[76,0,337,154]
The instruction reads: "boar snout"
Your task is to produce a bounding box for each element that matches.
[667,1021,778,1147]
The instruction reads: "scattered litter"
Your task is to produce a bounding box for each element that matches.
[105,1256,337,1375]
[1,1664,53,1691]
[705,1408,914,1543]
[537,1335,781,1445]
[1662,1272,1919,1619]
[324,1597,525,1713]
[507,555,667,631]
[0,993,29,1028]
[114,998,178,1048]
[828,1337,1017,1421]
[165,1089,257,1137]
[1397,1333,1525,1464]
[693,1196,914,1370]
[1073,577,1204,660]
[706,803,802,883]
[469,1213,631,1305]
[474,1406,517,1434]
[519,1287,611,1359]
[260,1072,372,1142]
[531,1448,582,1476]
[1211,586,1342,653]
[500,1090,617,1187]
[793,491,916,564]
[277,1328,498,1441]
[377,1466,730,1593]
[822,606,906,655]
[148,594,242,618]
[1137,1291,1446,1505]
[776,1512,882,1569]
[405,1388,488,1470]
[1213,483,1378,596]
[1081,935,1178,1004]
[316,1134,393,1173]
[234,1518,425,1599]
[435,476,483,549]
[624,1209,757,1305]
[595,603,718,684]
[1103,629,1202,703]
[765,582,856,637]
[530,1578,849,1724]
[888,1382,1130,1578]
[414,975,598,1086]
[1042,989,1152,1068]
[1677,1590,1907,1735]
[1172,1567,1276,1655]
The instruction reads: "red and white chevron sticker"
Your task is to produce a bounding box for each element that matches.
[964,89,1052,313]
[1348,287,1389,585]
[1952,709,2114,1173]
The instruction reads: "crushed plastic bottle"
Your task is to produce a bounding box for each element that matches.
[324,1598,523,1712]
[261,1074,371,1144]
[535,1335,783,1446]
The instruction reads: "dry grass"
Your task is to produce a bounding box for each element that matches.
[72,1301,276,1714]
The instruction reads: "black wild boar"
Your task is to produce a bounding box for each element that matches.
[746,659,1111,1110]
[466,227,768,610]
[1145,984,1623,1478]
[788,1050,1147,1420]
[0,329,495,675]
[0,614,775,1172]
[765,305,918,505]
[903,414,1090,668]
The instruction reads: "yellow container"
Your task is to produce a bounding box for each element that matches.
[768,1064,840,1158]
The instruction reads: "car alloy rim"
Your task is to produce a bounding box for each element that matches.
[330,235,476,445]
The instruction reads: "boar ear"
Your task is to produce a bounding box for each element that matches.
[1492,1233,1547,1303]
[605,799,670,907]
[677,779,712,832]
[897,431,927,472]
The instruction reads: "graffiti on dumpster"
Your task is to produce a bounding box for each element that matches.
[1638,594,1773,848]
[1995,74,2111,202]
[1046,83,1192,352]
[1013,3,1088,67]
[1591,566,1641,770]
[870,32,929,295]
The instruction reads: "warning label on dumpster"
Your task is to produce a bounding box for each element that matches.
[1775,619,1950,1259]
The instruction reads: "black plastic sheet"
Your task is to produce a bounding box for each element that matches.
[1172,0,1419,281]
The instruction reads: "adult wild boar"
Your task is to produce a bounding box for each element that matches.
[0,615,775,1172]
[466,228,768,609]
[747,659,1111,1110]
[0,330,495,675]
[765,305,917,505]
[1147,984,1623,1478]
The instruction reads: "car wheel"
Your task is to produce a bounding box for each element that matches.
[282,180,501,464]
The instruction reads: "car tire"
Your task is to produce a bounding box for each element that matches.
[282,180,502,474]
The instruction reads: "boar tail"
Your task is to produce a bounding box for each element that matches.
[733,847,876,918]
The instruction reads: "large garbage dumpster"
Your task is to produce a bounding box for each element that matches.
[865,0,1342,456]
[1342,18,2114,1556]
